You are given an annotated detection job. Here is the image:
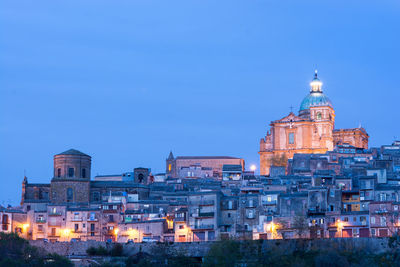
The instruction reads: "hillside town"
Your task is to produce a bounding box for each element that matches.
[1,73,400,243]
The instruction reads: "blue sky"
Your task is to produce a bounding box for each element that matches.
[1,0,399,205]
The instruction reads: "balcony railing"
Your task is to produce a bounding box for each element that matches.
[71,218,82,222]
[48,222,62,227]
[262,200,277,205]
[189,200,215,206]
[198,212,215,218]
[36,218,46,223]
[174,217,186,222]
[193,224,214,230]
[48,211,62,216]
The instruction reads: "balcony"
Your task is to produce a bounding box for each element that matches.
[262,200,277,205]
[71,217,82,222]
[48,211,62,216]
[190,200,215,206]
[192,224,214,230]
[374,210,389,214]
[48,222,62,227]
[48,233,60,238]
[198,212,215,218]
[307,209,326,216]
[87,217,98,222]
[174,217,186,222]
[36,218,46,223]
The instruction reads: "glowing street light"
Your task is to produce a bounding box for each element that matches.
[250,165,257,172]
[114,228,119,236]
[337,220,344,238]
[22,224,29,233]
[63,229,71,236]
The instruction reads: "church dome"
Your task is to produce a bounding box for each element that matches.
[299,92,333,111]
[299,70,333,112]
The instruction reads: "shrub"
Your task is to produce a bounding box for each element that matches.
[110,243,124,257]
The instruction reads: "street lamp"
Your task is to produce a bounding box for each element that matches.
[337,220,344,238]
[114,228,119,242]
[250,165,257,172]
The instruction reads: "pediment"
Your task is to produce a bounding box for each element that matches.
[273,112,304,123]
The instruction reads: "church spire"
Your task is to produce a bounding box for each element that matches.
[310,69,323,93]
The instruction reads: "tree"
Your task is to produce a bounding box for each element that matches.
[292,214,309,239]
[203,240,242,267]
[0,232,72,266]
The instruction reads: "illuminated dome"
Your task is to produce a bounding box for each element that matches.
[299,70,333,112]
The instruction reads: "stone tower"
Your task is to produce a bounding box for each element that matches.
[50,149,91,204]
[166,151,176,178]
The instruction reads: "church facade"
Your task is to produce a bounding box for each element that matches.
[259,71,369,176]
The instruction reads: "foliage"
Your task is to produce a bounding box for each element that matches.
[292,214,309,238]
[86,245,109,256]
[202,239,400,267]
[110,243,124,257]
[0,232,72,267]
[202,240,242,267]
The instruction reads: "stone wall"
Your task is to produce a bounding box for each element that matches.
[29,238,391,258]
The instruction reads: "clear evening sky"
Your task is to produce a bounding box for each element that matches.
[1,1,399,205]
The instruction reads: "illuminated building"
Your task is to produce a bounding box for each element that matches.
[259,71,369,176]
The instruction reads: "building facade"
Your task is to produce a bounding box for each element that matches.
[259,72,369,176]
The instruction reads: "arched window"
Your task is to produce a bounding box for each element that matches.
[57,168,61,177]
[67,188,74,202]
[68,168,74,178]
[317,112,322,120]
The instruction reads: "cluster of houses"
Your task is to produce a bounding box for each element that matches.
[1,141,400,242]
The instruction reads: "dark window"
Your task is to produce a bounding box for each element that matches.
[138,173,144,183]
[92,192,100,202]
[57,168,61,177]
[90,223,95,231]
[74,224,79,232]
[67,188,73,202]
[289,133,295,144]
[82,168,86,178]
[68,168,74,177]
[2,215,9,230]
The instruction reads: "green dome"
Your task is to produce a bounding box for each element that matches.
[299,92,333,111]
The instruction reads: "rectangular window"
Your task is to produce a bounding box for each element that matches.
[82,168,86,178]
[57,168,61,177]
[90,223,95,231]
[288,132,294,144]
[74,224,79,232]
